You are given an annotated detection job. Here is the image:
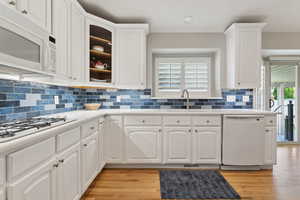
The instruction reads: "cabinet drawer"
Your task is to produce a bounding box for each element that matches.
[7,137,55,181]
[265,116,276,127]
[81,119,98,138]
[107,115,122,126]
[192,116,221,126]
[125,115,162,126]
[0,157,4,186]
[163,116,191,126]
[57,127,81,152]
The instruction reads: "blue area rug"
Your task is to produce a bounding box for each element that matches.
[159,170,241,199]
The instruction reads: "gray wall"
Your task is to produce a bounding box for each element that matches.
[262,32,300,49]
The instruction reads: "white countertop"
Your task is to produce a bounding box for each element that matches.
[0,109,276,154]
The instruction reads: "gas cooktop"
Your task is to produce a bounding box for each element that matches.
[0,117,74,143]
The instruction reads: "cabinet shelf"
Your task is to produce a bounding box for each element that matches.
[90,50,111,58]
[90,36,112,45]
[90,68,111,73]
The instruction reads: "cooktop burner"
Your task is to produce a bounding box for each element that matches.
[0,117,73,143]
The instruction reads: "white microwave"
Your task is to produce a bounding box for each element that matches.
[0,3,54,74]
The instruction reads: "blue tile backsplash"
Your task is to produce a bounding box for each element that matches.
[0,79,253,121]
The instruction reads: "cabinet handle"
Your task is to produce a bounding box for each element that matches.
[22,10,28,14]
[59,159,64,163]
[237,82,241,85]
[195,129,198,133]
[266,129,270,133]
[206,120,210,123]
[53,163,59,168]
[176,120,180,123]
[158,129,162,132]
[90,126,95,130]
[142,120,145,123]
[8,1,16,5]
[270,120,273,123]
[83,144,88,147]
[188,129,192,133]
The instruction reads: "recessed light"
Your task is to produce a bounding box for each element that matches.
[184,16,193,24]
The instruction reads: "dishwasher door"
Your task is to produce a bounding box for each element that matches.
[223,115,265,166]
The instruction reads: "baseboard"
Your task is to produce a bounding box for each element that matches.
[105,163,220,169]
[221,165,262,170]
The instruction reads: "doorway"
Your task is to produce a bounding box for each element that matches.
[262,57,300,143]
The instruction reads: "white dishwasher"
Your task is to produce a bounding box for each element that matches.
[222,115,265,166]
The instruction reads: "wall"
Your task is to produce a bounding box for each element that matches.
[262,32,300,50]
[0,79,253,122]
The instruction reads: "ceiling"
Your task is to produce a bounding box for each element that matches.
[78,0,300,33]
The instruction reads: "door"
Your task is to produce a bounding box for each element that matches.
[116,29,146,89]
[18,0,51,31]
[57,144,81,200]
[7,158,57,200]
[164,127,192,163]
[104,117,124,163]
[125,127,162,163]
[52,0,69,79]
[264,127,277,165]
[81,133,99,192]
[70,1,85,82]
[193,127,221,164]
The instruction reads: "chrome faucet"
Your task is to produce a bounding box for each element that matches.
[181,89,190,110]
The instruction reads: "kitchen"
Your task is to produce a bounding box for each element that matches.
[0,0,299,200]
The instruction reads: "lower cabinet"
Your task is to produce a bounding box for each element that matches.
[81,133,99,192]
[104,116,124,163]
[125,127,162,163]
[57,144,81,200]
[164,127,192,163]
[0,188,4,200]
[264,127,277,165]
[7,158,57,200]
[193,127,221,164]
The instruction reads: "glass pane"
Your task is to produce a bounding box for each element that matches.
[158,63,181,92]
[0,27,40,63]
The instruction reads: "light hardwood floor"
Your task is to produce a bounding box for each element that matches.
[81,145,300,200]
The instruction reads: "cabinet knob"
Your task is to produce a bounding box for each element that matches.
[158,129,162,132]
[270,120,273,123]
[195,129,198,133]
[22,10,28,14]
[59,159,64,163]
[188,129,192,133]
[8,1,16,5]
[90,126,95,130]
[206,120,210,123]
[73,77,77,80]
[142,120,145,123]
[83,144,88,147]
[176,120,180,123]
[266,129,270,133]
[237,82,241,85]
[53,163,59,168]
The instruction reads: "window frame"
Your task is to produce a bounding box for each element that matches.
[154,55,212,98]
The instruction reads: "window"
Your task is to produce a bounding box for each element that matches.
[155,56,211,98]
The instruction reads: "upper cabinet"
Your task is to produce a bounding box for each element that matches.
[1,0,52,32]
[225,23,266,89]
[115,25,149,89]
[86,15,114,85]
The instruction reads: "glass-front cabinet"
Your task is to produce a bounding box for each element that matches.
[87,16,114,84]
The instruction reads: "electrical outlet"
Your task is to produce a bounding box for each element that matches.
[243,96,250,102]
[226,95,236,102]
[54,96,59,104]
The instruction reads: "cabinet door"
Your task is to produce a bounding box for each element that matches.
[7,158,57,200]
[52,0,69,79]
[57,144,81,200]
[164,127,192,163]
[237,28,262,88]
[264,127,277,165]
[81,133,99,192]
[104,117,124,163]
[0,188,4,200]
[70,1,85,82]
[193,127,221,164]
[116,29,146,89]
[98,120,105,171]
[125,127,162,163]
[18,0,51,31]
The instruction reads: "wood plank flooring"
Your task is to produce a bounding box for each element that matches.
[81,145,300,200]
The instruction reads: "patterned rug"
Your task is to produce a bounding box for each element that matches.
[159,170,241,199]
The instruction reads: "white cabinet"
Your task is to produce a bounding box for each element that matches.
[18,0,51,32]
[69,0,86,82]
[115,25,148,89]
[81,133,99,192]
[98,118,105,171]
[0,188,4,200]
[193,127,221,164]
[125,127,162,163]
[57,144,81,200]
[225,23,266,88]
[2,0,18,9]
[7,158,57,200]
[52,0,69,79]
[104,116,124,163]
[164,127,192,163]
[264,127,277,165]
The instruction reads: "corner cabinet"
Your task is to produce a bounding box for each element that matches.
[115,25,149,89]
[225,23,266,89]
